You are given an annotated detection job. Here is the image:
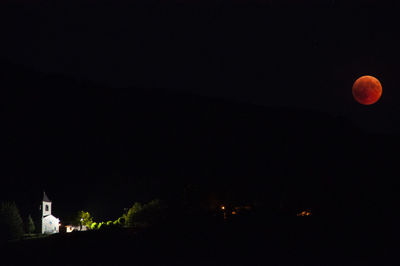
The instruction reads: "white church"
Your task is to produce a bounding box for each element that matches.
[41,192,60,234]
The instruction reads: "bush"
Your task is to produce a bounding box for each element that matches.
[90,222,98,230]
[97,222,105,230]
[106,221,113,226]
[117,216,125,226]
[0,202,24,241]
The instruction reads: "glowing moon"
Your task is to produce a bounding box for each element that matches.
[352,75,382,105]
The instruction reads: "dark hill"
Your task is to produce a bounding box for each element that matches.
[1,59,399,221]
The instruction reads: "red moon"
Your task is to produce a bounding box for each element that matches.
[352,75,382,105]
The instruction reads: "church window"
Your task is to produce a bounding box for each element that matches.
[45,205,49,212]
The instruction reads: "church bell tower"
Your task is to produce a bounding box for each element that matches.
[42,191,52,218]
[40,191,59,234]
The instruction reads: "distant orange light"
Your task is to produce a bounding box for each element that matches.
[231,211,236,215]
[297,210,312,216]
[221,205,225,210]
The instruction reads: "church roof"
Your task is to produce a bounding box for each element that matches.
[43,214,59,221]
[43,191,51,202]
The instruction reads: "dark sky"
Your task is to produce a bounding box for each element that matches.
[1,1,399,112]
[1,1,399,134]
[1,1,400,220]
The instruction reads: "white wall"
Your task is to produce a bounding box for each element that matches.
[42,215,59,234]
[42,201,52,217]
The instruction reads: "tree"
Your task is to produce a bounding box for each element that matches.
[0,201,24,241]
[76,211,94,229]
[125,199,166,228]
[136,199,166,226]
[125,202,143,227]
[26,215,35,234]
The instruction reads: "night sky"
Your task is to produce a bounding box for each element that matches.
[1,1,400,221]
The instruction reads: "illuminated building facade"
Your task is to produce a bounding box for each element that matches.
[41,192,60,234]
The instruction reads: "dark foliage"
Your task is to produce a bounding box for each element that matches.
[125,199,166,228]
[25,215,35,234]
[0,201,24,242]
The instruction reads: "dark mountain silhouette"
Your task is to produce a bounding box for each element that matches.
[1,59,398,221]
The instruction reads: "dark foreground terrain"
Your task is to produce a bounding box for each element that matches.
[2,215,398,266]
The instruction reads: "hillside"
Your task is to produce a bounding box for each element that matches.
[1,59,399,220]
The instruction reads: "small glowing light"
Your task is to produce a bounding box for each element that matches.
[231,211,236,215]
[221,205,225,210]
[297,210,312,216]
[80,218,83,221]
